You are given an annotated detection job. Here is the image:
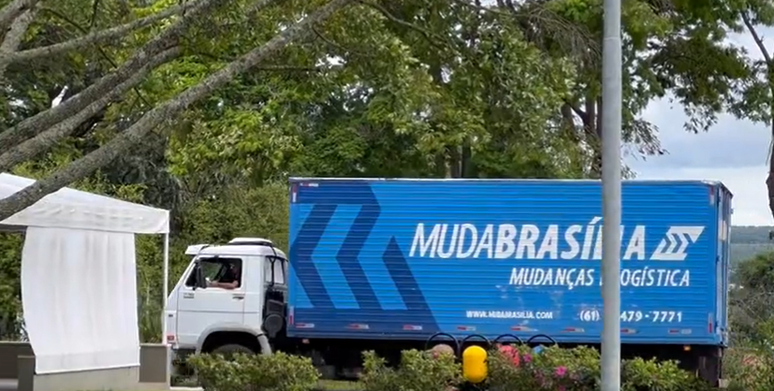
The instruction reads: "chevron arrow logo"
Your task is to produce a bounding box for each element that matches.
[651,226,705,261]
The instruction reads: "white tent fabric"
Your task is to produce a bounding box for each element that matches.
[22,227,139,373]
[0,173,169,234]
[0,173,170,375]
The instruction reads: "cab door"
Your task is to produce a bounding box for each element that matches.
[175,257,246,348]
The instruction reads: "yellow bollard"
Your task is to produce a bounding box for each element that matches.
[461,345,487,383]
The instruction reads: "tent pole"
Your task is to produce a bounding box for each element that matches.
[162,233,170,342]
[162,233,170,387]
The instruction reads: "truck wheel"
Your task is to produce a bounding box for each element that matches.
[211,344,255,358]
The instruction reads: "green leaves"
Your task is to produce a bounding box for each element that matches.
[188,352,320,391]
[158,0,596,182]
[0,233,23,340]
[361,349,462,391]
[622,357,703,391]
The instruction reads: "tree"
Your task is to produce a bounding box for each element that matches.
[512,0,750,175]
[724,0,774,223]
[167,0,597,182]
[0,0,353,221]
[732,251,774,346]
[0,0,761,343]
[1,0,750,220]
[0,0,596,339]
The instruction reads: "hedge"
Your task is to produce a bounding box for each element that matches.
[187,344,715,391]
[188,352,320,391]
[722,347,774,391]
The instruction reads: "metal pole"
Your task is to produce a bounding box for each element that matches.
[162,233,170,343]
[601,0,622,386]
[162,233,171,388]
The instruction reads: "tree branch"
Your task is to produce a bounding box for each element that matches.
[0,47,182,173]
[248,0,286,14]
[0,0,202,67]
[0,0,353,221]
[312,25,375,57]
[0,7,36,79]
[563,99,587,121]
[0,0,36,33]
[744,10,774,221]
[742,10,771,64]
[39,5,155,108]
[356,0,449,52]
[88,0,101,30]
[0,0,221,150]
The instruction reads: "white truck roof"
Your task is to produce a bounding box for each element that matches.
[194,245,288,259]
[185,237,286,258]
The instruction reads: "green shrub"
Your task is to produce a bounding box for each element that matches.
[621,357,707,391]
[187,351,320,391]
[724,347,774,391]
[487,344,704,391]
[187,346,714,391]
[361,349,462,391]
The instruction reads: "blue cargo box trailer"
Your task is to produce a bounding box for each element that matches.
[285,178,731,384]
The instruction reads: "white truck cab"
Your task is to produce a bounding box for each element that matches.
[165,237,288,357]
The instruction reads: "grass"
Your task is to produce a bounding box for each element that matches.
[317,379,362,390]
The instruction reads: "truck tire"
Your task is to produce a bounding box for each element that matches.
[211,344,255,358]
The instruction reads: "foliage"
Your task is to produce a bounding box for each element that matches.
[735,251,774,290]
[724,347,774,391]
[187,352,320,391]
[621,357,706,391]
[487,344,705,391]
[0,233,23,340]
[730,251,774,345]
[728,249,774,390]
[360,349,462,391]
[0,0,606,342]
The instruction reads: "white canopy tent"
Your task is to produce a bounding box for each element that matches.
[0,173,170,375]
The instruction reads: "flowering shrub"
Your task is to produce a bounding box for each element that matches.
[488,344,599,390]
[488,344,705,391]
[187,345,710,391]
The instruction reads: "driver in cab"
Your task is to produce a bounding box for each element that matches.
[208,262,241,290]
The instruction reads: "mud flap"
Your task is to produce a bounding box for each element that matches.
[697,350,722,387]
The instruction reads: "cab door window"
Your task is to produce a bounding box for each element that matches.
[186,257,243,290]
[264,256,287,285]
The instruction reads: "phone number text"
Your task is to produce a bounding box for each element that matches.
[579,310,683,323]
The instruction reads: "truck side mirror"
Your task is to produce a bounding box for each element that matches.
[268,257,276,287]
[193,263,207,290]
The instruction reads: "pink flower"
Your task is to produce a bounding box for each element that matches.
[558,386,566,391]
[498,345,522,366]
[523,353,532,363]
[555,366,567,377]
[535,372,545,386]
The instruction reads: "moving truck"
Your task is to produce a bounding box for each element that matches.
[166,178,731,385]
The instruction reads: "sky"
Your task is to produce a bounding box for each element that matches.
[628,29,772,226]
